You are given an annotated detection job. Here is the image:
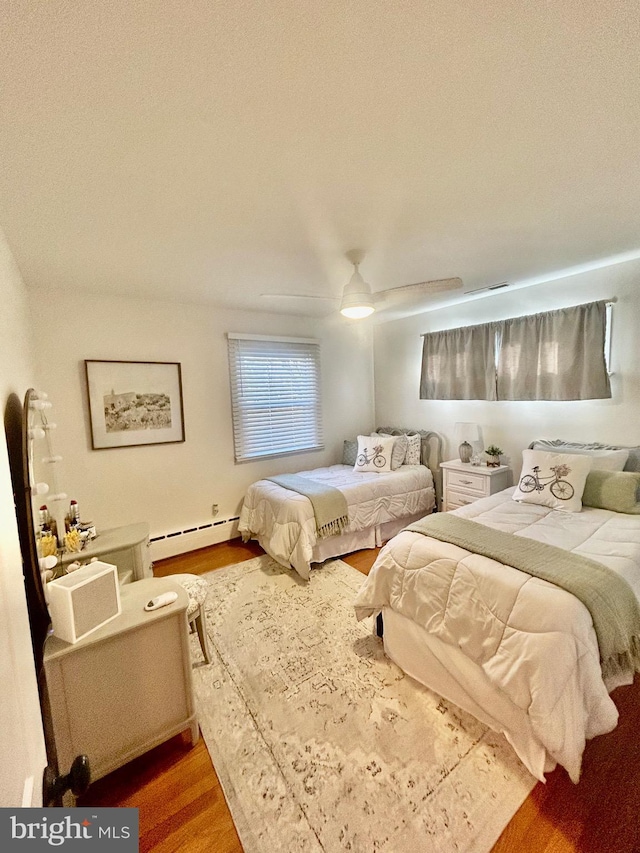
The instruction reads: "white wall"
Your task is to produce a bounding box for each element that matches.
[373,258,640,481]
[0,229,46,806]
[28,289,375,544]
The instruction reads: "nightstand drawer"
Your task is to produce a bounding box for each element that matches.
[446,469,488,496]
[446,490,479,510]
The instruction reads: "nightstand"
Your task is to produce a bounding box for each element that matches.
[441,459,512,511]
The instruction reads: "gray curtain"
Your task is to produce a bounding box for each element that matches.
[420,322,497,400]
[419,300,611,402]
[496,300,611,401]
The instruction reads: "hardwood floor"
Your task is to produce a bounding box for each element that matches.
[78,538,640,853]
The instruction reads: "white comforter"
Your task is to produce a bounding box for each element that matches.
[239,464,434,580]
[354,487,640,782]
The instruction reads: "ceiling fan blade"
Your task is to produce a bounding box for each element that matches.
[260,293,339,301]
[373,277,463,306]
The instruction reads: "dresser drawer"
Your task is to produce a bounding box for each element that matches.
[446,469,489,496]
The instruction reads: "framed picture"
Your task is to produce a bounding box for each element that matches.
[85,360,185,449]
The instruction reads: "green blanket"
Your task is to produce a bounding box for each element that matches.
[266,473,349,539]
[406,513,640,682]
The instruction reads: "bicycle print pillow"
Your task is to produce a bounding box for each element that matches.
[512,449,593,513]
[353,434,394,474]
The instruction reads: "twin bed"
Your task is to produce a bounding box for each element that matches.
[239,436,640,784]
[239,427,442,579]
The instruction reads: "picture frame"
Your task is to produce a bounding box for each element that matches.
[85,360,185,449]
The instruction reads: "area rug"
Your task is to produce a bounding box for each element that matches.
[191,556,535,853]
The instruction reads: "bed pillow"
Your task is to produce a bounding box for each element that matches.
[353,434,394,473]
[561,448,629,471]
[581,470,640,514]
[530,439,640,472]
[402,433,422,466]
[513,449,592,513]
[342,439,358,466]
[376,433,409,469]
[530,444,628,472]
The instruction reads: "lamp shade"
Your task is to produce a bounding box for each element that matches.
[340,264,375,319]
[454,422,480,463]
[454,422,480,443]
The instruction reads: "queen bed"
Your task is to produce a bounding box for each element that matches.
[238,427,442,580]
[354,440,640,784]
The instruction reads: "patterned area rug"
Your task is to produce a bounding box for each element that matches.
[192,556,535,853]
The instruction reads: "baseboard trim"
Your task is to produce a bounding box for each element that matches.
[150,518,240,561]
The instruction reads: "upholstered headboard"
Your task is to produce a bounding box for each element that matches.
[528,439,640,472]
[375,427,444,506]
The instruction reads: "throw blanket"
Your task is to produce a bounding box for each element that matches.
[406,513,640,682]
[266,473,349,539]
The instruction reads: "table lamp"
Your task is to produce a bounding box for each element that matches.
[454,422,480,463]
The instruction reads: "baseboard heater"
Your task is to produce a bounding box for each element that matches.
[149,517,241,561]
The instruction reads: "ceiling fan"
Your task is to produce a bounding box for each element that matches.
[261,252,463,319]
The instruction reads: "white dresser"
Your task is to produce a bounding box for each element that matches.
[59,522,152,585]
[441,459,512,511]
[43,577,199,785]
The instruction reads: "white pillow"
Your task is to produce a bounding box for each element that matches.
[530,440,638,472]
[375,433,409,469]
[354,435,394,473]
[513,449,592,513]
[543,446,629,472]
[402,434,422,466]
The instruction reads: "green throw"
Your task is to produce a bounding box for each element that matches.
[266,473,349,539]
[406,513,640,682]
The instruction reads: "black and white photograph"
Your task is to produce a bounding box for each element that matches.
[85,360,185,449]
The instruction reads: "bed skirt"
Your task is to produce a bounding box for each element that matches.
[310,510,432,564]
[254,509,435,575]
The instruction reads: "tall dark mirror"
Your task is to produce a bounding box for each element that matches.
[4,389,89,805]
[5,390,50,672]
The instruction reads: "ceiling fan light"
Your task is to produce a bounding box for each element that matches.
[340,304,375,319]
[339,264,375,319]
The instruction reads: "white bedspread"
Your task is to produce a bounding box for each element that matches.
[354,487,640,782]
[239,464,434,580]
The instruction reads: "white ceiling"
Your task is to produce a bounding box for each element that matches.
[1,1,639,322]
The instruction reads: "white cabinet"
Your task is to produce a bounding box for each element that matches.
[60,522,152,585]
[43,577,199,784]
[441,459,512,511]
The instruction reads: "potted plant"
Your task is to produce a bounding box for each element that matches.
[485,445,503,467]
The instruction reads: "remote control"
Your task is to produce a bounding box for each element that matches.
[144,590,179,611]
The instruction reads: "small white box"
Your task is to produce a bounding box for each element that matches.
[47,561,122,643]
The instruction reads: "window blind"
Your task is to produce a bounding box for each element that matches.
[227,334,323,462]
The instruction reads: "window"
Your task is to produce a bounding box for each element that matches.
[227,334,323,462]
[420,300,612,401]
[495,301,611,401]
[419,322,498,401]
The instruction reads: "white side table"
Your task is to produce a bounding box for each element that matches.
[441,459,512,511]
[44,577,199,784]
